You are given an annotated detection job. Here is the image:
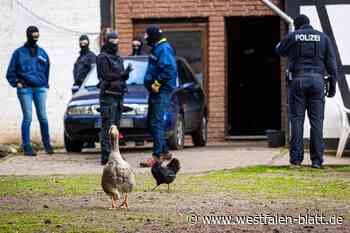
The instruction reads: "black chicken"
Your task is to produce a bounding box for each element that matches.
[151,158,180,191]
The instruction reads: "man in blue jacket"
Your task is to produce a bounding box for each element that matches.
[276,15,338,168]
[140,25,177,167]
[6,26,53,156]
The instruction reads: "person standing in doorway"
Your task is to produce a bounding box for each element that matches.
[139,25,177,167]
[276,15,338,168]
[6,26,54,156]
[96,32,133,165]
[130,36,146,56]
[72,35,96,93]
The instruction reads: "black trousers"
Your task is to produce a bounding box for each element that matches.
[99,94,123,162]
[288,75,325,165]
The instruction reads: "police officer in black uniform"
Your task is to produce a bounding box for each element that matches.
[96,32,133,165]
[276,15,338,169]
[73,35,96,92]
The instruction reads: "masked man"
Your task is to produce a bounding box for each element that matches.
[139,25,177,167]
[6,26,53,156]
[96,32,133,165]
[276,15,338,169]
[130,36,145,56]
[72,35,96,93]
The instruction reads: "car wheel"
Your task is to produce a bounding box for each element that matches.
[192,115,207,147]
[168,113,185,150]
[64,134,83,153]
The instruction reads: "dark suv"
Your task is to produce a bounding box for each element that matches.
[64,56,207,152]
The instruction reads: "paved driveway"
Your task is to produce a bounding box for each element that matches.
[0,143,349,176]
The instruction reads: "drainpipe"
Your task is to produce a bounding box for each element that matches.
[261,0,294,32]
[262,0,294,143]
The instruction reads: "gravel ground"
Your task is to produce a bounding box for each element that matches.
[0,142,349,176]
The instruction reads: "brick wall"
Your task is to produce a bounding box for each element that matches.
[115,0,282,141]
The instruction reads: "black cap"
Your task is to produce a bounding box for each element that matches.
[294,14,310,30]
[79,34,89,42]
[146,25,162,38]
[106,32,118,40]
[26,26,39,37]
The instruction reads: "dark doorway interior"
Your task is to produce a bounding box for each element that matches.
[227,16,281,136]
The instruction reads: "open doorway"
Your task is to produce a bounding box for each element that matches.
[227,16,281,136]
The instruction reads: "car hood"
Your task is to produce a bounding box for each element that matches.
[69,85,149,106]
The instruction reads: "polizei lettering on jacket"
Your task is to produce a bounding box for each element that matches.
[295,34,321,42]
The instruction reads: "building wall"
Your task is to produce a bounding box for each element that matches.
[115,0,282,141]
[0,0,100,145]
[285,0,350,140]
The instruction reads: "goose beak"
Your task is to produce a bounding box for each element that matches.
[108,125,119,150]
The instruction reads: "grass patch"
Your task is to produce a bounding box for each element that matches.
[184,165,350,200]
[0,174,155,197]
[0,207,177,233]
[0,209,132,233]
[1,165,350,200]
[0,176,100,197]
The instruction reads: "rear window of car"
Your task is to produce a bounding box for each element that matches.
[84,59,148,87]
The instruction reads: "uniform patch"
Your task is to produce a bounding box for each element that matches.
[295,34,321,42]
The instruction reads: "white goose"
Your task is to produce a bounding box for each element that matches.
[101,125,135,209]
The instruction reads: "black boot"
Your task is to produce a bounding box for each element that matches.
[23,145,37,156]
[44,144,54,155]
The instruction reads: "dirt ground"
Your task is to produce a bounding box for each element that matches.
[1,144,350,233]
[1,185,349,233]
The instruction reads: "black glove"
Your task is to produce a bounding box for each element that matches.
[122,63,133,80]
[327,81,336,98]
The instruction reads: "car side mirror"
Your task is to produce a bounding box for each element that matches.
[71,85,80,94]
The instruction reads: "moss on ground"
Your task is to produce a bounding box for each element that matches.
[0,207,176,233]
[0,209,120,233]
[1,165,350,200]
[1,165,350,232]
[185,165,350,200]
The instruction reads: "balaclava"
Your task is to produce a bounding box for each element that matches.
[105,32,119,55]
[294,14,310,30]
[145,25,163,48]
[26,26,39,48]
[132,36,143,55]
[79,34,90,54]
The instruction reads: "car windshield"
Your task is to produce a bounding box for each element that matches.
[84,58,148,87]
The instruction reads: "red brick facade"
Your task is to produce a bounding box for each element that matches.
[115,0,283,142]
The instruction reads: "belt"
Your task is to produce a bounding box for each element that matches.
[292,70,323,78]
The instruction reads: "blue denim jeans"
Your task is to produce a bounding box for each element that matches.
[148,93,171,157]
[288,76,325,165]
[17,87,51,149]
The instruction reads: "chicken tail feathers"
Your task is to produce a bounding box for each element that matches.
[166,158,180,174]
